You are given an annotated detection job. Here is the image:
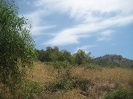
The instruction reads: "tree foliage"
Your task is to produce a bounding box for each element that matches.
[73,49,91,65]
[0,0,36,96]
[37,48,92,67]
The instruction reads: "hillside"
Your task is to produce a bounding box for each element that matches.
[94,54,133,68]
[25,62,133,99]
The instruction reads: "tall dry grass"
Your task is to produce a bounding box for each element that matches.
[1,62,131,99]
[27,61,58,84]
[71,67,133,99]
[27,62,133,99]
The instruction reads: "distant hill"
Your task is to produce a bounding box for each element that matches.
[93,54,133,68]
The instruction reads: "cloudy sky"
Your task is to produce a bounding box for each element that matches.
[16,0,133,59]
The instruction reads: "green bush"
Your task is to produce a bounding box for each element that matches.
[104,88,133,99]
[44,77,91,93]
[23,81,43,99]
[0,0,37,98]
[45,61,72,69]
[44,77,78,92]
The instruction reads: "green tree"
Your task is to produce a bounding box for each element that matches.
[36,49,45,62]
[61,50,74,65]
[73,49,91,65]
[0,0,36,97]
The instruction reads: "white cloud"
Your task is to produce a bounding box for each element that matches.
[22,9,55,35]
[43,24,94,46]
[100,30,114,36]
[23,9,49,26]
[74,45,97,53]
[20,0,133,45]
[97,30,114,41]
[44,33,79,46]
[97,37,111,41]
[31,25,56,35]
[44,13,133,45]
[34,0,133,20]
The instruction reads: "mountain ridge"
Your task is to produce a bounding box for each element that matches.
[94,54,133,68]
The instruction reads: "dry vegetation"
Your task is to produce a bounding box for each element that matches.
[0,62,132,99]
[28,62,57,84]
[26,62,133,99]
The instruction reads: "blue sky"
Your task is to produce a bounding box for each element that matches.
[16,0,133,59]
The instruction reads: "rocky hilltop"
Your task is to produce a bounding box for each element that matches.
[94,54,133,68]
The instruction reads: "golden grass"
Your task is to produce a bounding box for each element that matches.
[1,62,131,99]
[70,67,133,99]
[27,61,58,84]
[26,62,133,99]
[71,67,133,85]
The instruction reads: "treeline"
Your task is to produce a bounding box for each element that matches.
[36,47,133,68]
[36,46,92,67]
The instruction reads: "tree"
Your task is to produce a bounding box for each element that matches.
[61,50,74,64]
[0,0,36,97]
[73,49,91,65]
[36,49,45,62]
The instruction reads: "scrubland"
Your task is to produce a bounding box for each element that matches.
[0,61,133,99]
[25,62,133,99]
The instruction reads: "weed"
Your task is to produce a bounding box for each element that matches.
[22,81,43,99]
[76,78,91,92]
[104,88,133,99]
[44,77,77,92]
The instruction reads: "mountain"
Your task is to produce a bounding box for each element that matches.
[93,54,133,68]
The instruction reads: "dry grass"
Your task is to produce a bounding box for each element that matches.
[71,67,133,98]
[1,62,132,99]
[27,61,58,84]
[71,67,133,85]
[27,62,133,99]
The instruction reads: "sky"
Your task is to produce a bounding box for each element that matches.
[16,0,133,59]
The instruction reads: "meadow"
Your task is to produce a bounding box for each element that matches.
[25,62,133,99]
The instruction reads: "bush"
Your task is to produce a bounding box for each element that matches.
[44,77,92,93]
[104,88,133,99]
[22,81,43,99]
[45,61,72,69]
[44,77,78,92]
[0,0,36,98]
[76,78,91,91]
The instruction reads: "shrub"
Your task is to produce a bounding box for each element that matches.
[76,78,91,91]
[45,61,71,69]
[44,77,92,93]
[44,77,78,92]
[0,0,36,98]
[22,81,43,99]
[104,88,133,99]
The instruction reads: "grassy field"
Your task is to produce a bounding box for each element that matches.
[25,62,133,99]
[0,62,133,99]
